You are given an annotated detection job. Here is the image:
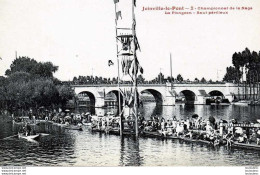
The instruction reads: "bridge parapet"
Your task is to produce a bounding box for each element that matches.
[72,82,250,107]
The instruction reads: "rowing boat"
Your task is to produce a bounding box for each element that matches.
[82,122,92,126]
[91,128,104,132]
[231,142,260,151]
[18,133,40,140]
[64,125,83,131]
[178,136,213,145]
[142,131,164,138]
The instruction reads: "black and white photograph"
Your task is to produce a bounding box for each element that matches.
[0,0,260,171]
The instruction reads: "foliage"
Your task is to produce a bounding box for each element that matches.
[223,66,241,83]
[5,56,58,78]
[224,48,260,100]
[0,57,74,112]
[176,74,183,82]
[201,77,206,83]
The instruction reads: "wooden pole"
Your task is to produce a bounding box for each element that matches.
[117,58,122,136]
[114,2,123,136]
[132,0,138,137]
[170,53,173,89]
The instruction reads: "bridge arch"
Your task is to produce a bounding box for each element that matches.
[208,90,225,99]
[105,90,124,112]
[77,91,96,114]
[179,90,197,105]
[140,89,163,105]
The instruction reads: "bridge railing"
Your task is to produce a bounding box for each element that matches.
[70,82,236,88]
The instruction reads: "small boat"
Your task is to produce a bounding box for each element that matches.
[142,131,168,138]
[52,122,69,127]
[106,128,120,135]
[13,116,31,125]
[231,142,260,151]
[18,132,40,141]
[178,136,213,145]
[232,100,250,106]
[82,122,92,126]
[210,103,230,106]
[141,131,179,139]
[35,120,53,125]
[91,127,103,132]
[64,125,83,131]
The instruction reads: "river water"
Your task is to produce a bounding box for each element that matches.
[1,103,260,166]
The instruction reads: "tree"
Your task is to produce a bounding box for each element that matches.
[223,66,241,83]
[157,72,164,84]
[201,77,206,83]
[0,76,7,109]
[137,74,145,84]
[5,57,58,78]
[176,74,183,82]
[1,57,74,112]
[57,85,75,108]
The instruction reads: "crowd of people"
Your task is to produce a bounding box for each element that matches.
[90,114,260,147]
[12,108,260,147]
[140,115,260,146]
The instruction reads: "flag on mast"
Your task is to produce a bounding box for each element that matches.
[113,0,119,4]
[108,60,114,66]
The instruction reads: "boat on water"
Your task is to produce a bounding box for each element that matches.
[178,136,214,145]
[13,116,35,125]
[82,122,92,126]
[51,122,69,127]
[35,119,53,125]
[64,125,83,131]
[18,132,40,141]
[231,142,260,151]
[141,130,177,139]
[91,127,104,133]
[210,103,230,106]
[142,131,164,138]
[232,100,250,106]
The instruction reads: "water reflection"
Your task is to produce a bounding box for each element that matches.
[119,137,143,166]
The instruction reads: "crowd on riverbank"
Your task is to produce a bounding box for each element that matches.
[91,114,260,147]
[10,108,260,147]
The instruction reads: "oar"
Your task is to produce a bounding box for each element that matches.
[1,134,18,140]
[38,133,49,136]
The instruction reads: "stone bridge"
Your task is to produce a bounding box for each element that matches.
[72,83,246,107]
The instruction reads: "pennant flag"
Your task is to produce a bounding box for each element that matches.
[134,36,141,51]
[113,0,119,4]
[129,57,143,76]
[121,57,132,75]
[108,60,114,66]
[116,11,122,20]
[133,19,136,30]
[127,88,140,108]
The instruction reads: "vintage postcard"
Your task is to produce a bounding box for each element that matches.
[0,0,260,170]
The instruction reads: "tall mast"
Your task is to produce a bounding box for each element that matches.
[170,53,173,89]
[113,1,122,136]
[113,0,141,136]
[132,0,138,137]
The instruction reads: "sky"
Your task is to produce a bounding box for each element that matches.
[0,0,260,81]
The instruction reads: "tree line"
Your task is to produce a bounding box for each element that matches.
[68,73,216,85]
[0,57,75,114]
[223,48,260,100]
